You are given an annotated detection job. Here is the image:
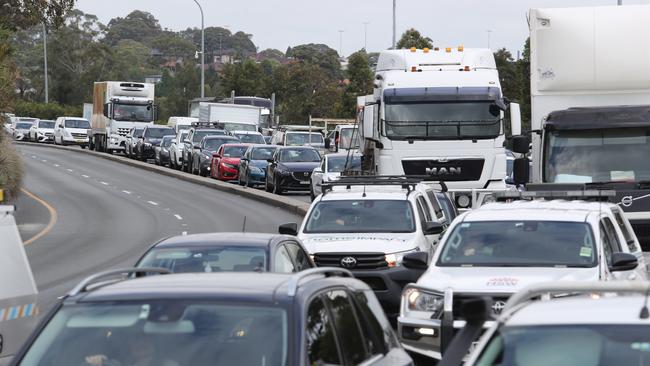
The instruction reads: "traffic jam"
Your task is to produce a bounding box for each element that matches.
[4,4,650,366]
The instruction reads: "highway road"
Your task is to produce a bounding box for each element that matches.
[14,144,303,312]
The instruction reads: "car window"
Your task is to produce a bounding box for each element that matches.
[426,190,444,219]
[600,223,614,266]
[137,247,267,272]
[602,217,622,252]
[273,245,296,273]
[612,210,638,252]
[325,290,369,364]
[416,196,432,223]
[352,291,388,356]
[284,242,311,271]
[306,296,341,365]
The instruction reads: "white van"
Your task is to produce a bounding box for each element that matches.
[0,203,38,365]
[167,116,198,133]
[53,117,90,148]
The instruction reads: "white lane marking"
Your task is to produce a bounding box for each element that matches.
[100,181,109,185]
[122,190,131,194]
[182,224,188,227]
[66,169,73,172]
[54,164,60,167]
[147,201,158,206]
[42,159,47,162]
[82,174,89,178]
[174,214,183,220]
[31,155,36,159]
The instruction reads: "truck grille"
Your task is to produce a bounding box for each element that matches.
[117,128,130,136]
[313,252,388,270]
[291,171,312,182]
[72,133,87,139]
[402,159,484,181]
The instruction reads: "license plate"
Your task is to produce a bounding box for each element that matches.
[299,181,310,185]
[75,139,84,143]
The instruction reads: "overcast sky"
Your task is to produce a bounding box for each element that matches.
[76,0,650,57]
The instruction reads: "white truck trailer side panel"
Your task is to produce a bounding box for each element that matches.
[199,103,262,124]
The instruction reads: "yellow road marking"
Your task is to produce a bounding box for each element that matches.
[20,188,58,246]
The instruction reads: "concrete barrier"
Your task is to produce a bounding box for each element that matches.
[15,142,310,216]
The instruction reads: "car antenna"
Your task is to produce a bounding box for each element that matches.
[362,185,367,198]
[242,216,247,233]
[640,288,650,319]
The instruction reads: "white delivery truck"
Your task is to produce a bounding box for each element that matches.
[358,48,521,209]
[198,102,262,132]
[89,81,156,153]
[0,200,38,365]
[512,5,650,249]
[82,103,92,123]
[167,116,198,133]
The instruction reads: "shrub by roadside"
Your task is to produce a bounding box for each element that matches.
[13,100,82,120]
[0,130,24,200]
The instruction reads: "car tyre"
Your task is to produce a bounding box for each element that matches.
[273,176,283,195]
[265,175,273,192]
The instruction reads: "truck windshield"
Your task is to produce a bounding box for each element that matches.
[144,128,174,138]
[544,127,650,183]
[113,103,153,122]
[286,132,324,146]
[476,325,650,366]
[304,200,415,233]
[19,302,287,366]
[384,101,501,140]
[65,119,90,129]
[438,221,597,267]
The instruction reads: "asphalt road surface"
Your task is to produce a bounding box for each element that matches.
[14,144,303,313]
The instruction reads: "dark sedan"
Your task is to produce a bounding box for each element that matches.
[134,232,314,273]
[135,126,175,161]
[154,135,174,166]
[265,146,321,194]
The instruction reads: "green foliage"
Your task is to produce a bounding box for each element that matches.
[0,0,75,31]
[104,10,161,46]
[0,28,16,111]
[287,44,341,79]
[340,50,373,117]
[221,59,266,97]
[0,134,24,200]
[156,64,201,122]
[396,28,433,49]
[13,100,81,120]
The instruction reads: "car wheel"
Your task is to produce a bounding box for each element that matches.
[265,175,273,192]
[273,176,283,195]
[81,145,86,149]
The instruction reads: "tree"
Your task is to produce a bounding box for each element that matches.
[518,38,531,130]
[220,59,265,97]
[287,43,341,79]
[109,40,154,81]
[340,50,373,117]
[149,31,195,61]
[396,28,433,49]
[104,10,161,46]
[257,48,285,62]
[494,48,518,103]
[0,0,75,31]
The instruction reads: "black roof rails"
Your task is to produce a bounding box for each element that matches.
[191,121,226,129]
[67,267,171,297]
[494,187,616,202]
[286,268,353,297]
[321,175,448,196]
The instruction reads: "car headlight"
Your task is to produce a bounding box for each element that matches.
[403,287,444,319]
[385,248,419,268]
[144,142,152,147]
[222,163,237,169]
[203,153,211,159]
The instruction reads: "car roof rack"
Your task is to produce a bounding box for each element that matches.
[191,121,227,129]
[321,175,448,196]
[494,188,616,202]
[286,267,353,297]
[504,281,650,312]
[67,267,171,297]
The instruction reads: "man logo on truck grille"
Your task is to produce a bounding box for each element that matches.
[492,301,506,315]
[340,257,357,268]
[425,167,462,176]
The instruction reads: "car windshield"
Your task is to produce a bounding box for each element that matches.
[286,132,324,146]
[278,148,320,163]
[16,122,33,129]
[193,130,226,143]
[65,119,90,129]
[236,133,266,144]
[327,155,361,172]
[304,200,416,233]
[161,137,173,148]
[137,247,268,272]
[19,302,287,366]
[113,103,154,122]
[222,123,256,132]
[39,121,55,129]
[145,128,174,138]
[544,127,650,183]
[476,325,650,366]
[438,221,597,267]
[339,128,360,149]
[223,146,248,158]
[132,129,144,138]
[203,138,236,150]
[251,147,276,160]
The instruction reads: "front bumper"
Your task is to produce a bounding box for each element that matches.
[248,170,266,184]
[217,163,240,180]
[14,133,28,141]
[279,174,311,191]
[62,136,89,145]
[37,134,53,142]
[142,145,157,158]
[352,266,425,319]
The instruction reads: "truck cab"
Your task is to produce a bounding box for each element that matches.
[359,48,521,209]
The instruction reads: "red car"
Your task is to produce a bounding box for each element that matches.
[211,143,250,182]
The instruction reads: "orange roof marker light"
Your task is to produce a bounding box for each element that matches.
[445,47,452,53]
[410,47,417,53]
[411,66,417,72]
[458,45,464,52]
[464,66,471,71]
[423,47,430,53]
[434,47,440,51]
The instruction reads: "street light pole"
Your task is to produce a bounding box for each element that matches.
[192,0,205,98]
[363,22,369,50]
[43,23,48,104]
[338,30,344,57]
[392,0,396,48]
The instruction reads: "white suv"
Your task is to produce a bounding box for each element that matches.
[398,198,648,360]
[280,177,446,321]
[53,117,90,147]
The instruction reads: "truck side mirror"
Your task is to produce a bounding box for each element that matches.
[278,223,298,236]
[511,135,530,154]
[324,137,331,149]
[513,157,530,185]
[103,103,111,118]
[610,252,638,272]
[509,102,521,136]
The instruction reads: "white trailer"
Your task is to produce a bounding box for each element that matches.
[358,48,521,209]
[82,103,92,122]
[514,5,650,249]
[198,102,262,132]
[0,204,38,365]
[90,81,155,153]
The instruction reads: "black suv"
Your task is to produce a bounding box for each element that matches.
[134,126,175,161]
[266,146,321,194]
[182,124,227,174]
[13,268,412,366]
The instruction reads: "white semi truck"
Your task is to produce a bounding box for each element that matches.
[358,47,521,209]
[198,102,262,132]
[89,81,155,153]
[512,5,650,249]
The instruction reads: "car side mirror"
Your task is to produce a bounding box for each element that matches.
[212,153,220,157]
[610,252,638,272]
[423,221,444,235]
[324,137,331,149]
[241,157,248,161]
[402,252,429,270]
[513,157,530,185]
[278,223,298,236]
[267,158,275,163]
[183,139,190,144]
[511,135,530,154]
[313,167,322,173]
